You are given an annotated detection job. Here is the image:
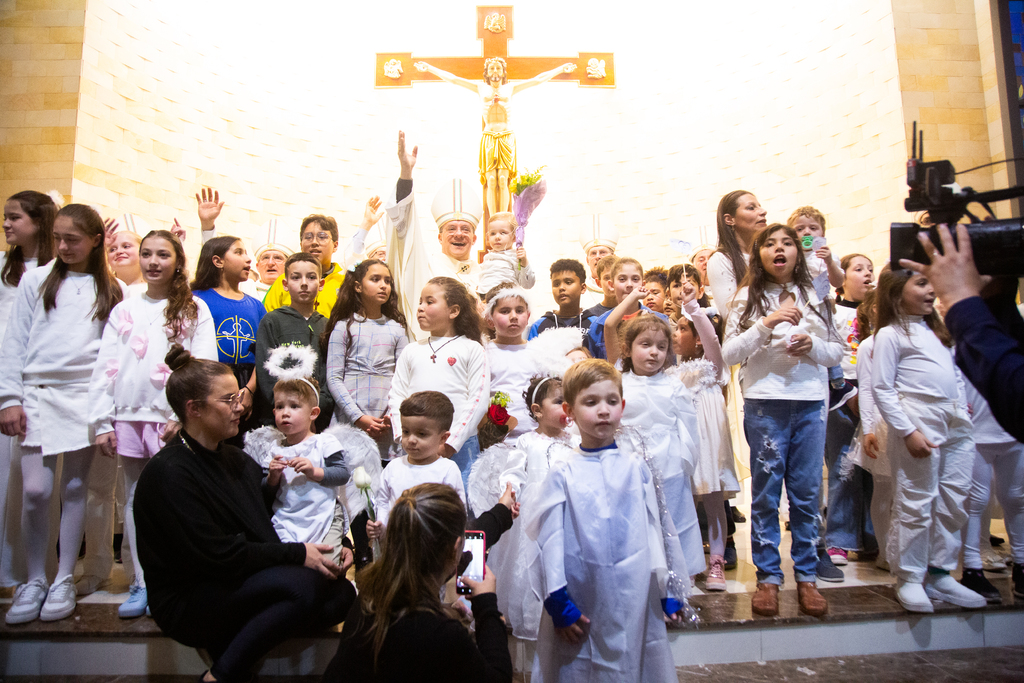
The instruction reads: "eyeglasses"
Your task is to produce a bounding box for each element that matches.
[208,391,245,407]
[302,232,333,243]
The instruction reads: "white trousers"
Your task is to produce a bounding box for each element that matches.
[962,441,1024,567]
[887,395,974,583]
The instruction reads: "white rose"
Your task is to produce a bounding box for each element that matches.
[352,466,372,490]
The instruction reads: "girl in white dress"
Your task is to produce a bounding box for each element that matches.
[604,291,705,578]
[0,204,125,624]
[484,285,538,440]
[491,375,576,639]
[671,280,740,591]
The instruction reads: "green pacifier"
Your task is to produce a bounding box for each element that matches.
[801,235,814,249]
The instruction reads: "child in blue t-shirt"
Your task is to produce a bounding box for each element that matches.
[191,236,265,441]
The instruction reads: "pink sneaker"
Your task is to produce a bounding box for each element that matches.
[705,555,727,591]
[827,548,848,566]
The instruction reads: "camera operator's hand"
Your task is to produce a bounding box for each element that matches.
[900,224,988,311]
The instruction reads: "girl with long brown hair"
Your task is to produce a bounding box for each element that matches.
[0,190,58,587]
[388,277,489,501]
[88,229,217,619]
[323,483,512,682]
[870,267,984,613]
[721,223,843,619]
[0,204,125,624]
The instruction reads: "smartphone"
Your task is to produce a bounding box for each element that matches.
[456,530,486,595]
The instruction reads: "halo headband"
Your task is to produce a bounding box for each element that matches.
[485,285,531,318]
[528,376,559,407]
[264,345,320,399]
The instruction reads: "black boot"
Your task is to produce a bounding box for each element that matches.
[960,568,1002,603]
[1012,563,1024,599]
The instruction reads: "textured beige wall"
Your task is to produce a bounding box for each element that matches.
[1,0,1016,307]
[0,0,84,204]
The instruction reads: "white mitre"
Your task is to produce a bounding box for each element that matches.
[115,213,155,236]
[253,218,295,260]
[578,214,619,252]
[363,219,387,258]
[431,179,482,230]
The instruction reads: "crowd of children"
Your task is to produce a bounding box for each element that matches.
[1,182,1022,682]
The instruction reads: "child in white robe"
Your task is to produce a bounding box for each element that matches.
[490,375,576,640]
[604,287,706,579]
[527,359,691,683]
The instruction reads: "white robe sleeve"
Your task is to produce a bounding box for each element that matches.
[498,439,529,496]
[385,184,434,339]
[525,462,569,597]
[672,379,700,475]
[388,345,414,443]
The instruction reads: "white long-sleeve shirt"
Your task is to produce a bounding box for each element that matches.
[0,263,128,409]
[722,282,844,401]
[388,335,490,453]
[0,254,38,344]
[486,341,538,440]
[88,294,217,433]
[870,317,967,438]
[477,250,536,295]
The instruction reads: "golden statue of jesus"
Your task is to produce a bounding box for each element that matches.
[414,57,576,218]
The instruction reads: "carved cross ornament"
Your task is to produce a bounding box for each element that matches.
[375,5,615,88]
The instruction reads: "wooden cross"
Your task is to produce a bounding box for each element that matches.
[375,5,615,88]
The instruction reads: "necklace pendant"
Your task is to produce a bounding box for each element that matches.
[430,354,436,363]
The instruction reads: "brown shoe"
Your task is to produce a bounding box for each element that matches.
[797,581,828,617]
[751,583,779,616]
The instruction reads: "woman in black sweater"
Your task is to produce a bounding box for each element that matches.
[134,345,356,683]
[322,483,513,683]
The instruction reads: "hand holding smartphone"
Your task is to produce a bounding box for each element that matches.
[456,530,486,595]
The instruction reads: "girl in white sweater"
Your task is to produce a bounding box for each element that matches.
[722,224,843,618]
[89,230,217,618]
[870,267,985,613]
[0,204,125,624]
[0,191,57,589]
[388,277,489,503]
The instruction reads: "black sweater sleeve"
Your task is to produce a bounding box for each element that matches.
[470,503,514,554]
[396,178,413,202]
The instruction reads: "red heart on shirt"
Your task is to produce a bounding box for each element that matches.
[447,357,456,366]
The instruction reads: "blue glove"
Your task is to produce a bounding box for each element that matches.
[544,586,582,629]
[661,597,681,617]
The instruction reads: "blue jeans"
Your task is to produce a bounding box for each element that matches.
[450,435,480,513]
[744,399,827,584]
[823,405,876,551]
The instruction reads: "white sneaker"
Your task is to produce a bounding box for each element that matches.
[5,580,49,624]
[896,579,934,613]
[924,573,987,609]
[39,575,77,621]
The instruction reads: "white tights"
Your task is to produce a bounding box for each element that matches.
[121,457,148,588]
[21,447,94,584]
[962,441,1024,568]
[698,491,727,558]
[871,476,894,565]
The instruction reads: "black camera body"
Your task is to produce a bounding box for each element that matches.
[890,123,1024,276]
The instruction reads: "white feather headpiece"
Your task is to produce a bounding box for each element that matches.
[264,344,319,397]
[46,190,65,209]
[484,285,530,318]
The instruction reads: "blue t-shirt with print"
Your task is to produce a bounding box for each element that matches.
[193,289,266,365]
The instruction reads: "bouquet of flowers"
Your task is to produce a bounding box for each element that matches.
[477,392,518,450]
[512,166,548,248]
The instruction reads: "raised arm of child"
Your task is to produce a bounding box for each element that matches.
[342,195,385,270]
[196,186,225,244]
[680,282,726,376]
[604,286,647,364]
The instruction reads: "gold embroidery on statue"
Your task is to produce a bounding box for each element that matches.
[383,59,403,79]
[484,13,506,33]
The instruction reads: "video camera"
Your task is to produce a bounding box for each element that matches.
[890,122,1024,276]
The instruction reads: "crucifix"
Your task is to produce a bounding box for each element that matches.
[376,5,615,225]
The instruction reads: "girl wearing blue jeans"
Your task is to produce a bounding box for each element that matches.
[723,224,843,618]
